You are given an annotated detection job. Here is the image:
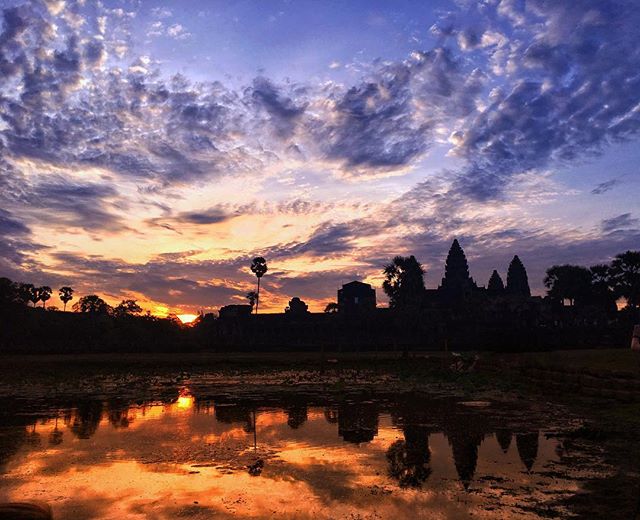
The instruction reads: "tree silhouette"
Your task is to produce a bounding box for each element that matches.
[285,297,308,315]
[590,264,613,291]
[386,425,431,488]
[383,255,426,357]
[324,302,339,313]
[70,401,103,439]
[59,286,74,311]
[246,290,258,310]
[544,265,592,306]
[589,264,616,310]
[338,401,378,443]
[0,278,18,307]
[25,284,39,307]
[38,286,52,309]
[610,250,640,309]
[15,283,32,306]
[506,255,531,297]
[286,404,308,429]
[382,255,425,308]
[73,294,110,314]
[166,313,182,325]
[250,257,268,314]
[114,299,142,317]
[48,418,64,446]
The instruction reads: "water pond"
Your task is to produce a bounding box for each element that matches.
[0,368,613,520]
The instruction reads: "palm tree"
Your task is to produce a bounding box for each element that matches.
[250,257,268,314]
[38,286,52,309]
[59,286,74,311]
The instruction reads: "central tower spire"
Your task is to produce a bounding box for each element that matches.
[439,239,477,301]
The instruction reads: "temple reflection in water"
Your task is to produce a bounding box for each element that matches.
[2,391,545,491]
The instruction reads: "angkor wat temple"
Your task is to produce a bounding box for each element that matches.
[211,240,625,352]
[0,239,630,354]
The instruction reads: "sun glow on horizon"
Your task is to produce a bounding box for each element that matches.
[177,314,198,324]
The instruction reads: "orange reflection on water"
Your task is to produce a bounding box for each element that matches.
[0,400,610,520]
[176,389,195,411]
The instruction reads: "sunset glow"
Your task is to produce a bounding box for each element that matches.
[176,393,195,411]
[2,403,570,520]
[0,0,638,315]
[1,3,638,517]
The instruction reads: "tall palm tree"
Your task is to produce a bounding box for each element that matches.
[38,286,52,309]
[250,257,268,314]
[59,286,74,311]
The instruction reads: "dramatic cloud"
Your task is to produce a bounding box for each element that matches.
[0,207,43,279]
[25,178,126,232]
[314,62,429,172]
[247,77,306,139]
[281,223,356,257]
[448,0,640,199]
[0,0,638,313]
[0,208,29,236]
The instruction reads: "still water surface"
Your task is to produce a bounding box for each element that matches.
[0,386,609,519]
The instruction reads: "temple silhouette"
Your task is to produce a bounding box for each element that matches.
[219,239,534,319]
[209,239,622,352]
[0,238,634,353]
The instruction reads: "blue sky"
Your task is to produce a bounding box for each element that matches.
[135,1,452,82]
[0,0,639,314]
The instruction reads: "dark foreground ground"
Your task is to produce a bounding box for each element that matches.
[0,349,639,519]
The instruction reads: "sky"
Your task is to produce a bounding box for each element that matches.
[0,0,639,315]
